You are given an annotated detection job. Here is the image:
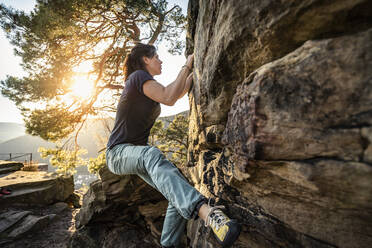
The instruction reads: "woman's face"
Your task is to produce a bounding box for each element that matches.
[144,53,162,76]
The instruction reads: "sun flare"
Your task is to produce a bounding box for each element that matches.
[68,61,95,100]
[69,74,95,100]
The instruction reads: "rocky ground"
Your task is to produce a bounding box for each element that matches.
[1,203,79,248]
[0,161,85,247]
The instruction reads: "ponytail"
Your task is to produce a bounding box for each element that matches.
[123,43,156,81]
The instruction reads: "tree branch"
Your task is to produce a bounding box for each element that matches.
[148,14,164,45]
[101,84,124,90]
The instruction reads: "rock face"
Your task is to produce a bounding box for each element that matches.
[186,0,372,247]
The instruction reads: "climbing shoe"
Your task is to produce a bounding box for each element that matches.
[205,206,241,247]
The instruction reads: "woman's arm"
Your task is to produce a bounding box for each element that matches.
[143,55,194,106]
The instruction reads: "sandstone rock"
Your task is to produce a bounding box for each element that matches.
[223,28,372,162]
[185,0,198,55]
[7,214,56,238]
[0,171,74,246]
[76,167,165,228]
[188,0,372,154]
[0,210,31,233]
[0,209,58,246]
[0,161,23,175]
[361,127,372,163]
[0,172,77,248]
[21,163,48,172]
[71,167,166,248]
[69,225,155,248]
[50,202,70,213]
[189,29,372,246]
[65,192,82,208]
[226,160,372,247]
[186,1,372,247]
[68,228,100,248]
[100,227,157,248]
[0,171,74,207]
[138,201,167,219]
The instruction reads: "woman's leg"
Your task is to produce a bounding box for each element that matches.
[160,203,188,247]
[106,144,148,176]
[141,146,205,219]
[106,144,205,246]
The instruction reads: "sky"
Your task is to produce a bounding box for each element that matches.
[0,0,189,124]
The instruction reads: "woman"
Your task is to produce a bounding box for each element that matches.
[106,43,240,247]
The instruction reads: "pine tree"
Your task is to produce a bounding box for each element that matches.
[151,114,188,166]
[0,0,185,141]
[0,0,185,174]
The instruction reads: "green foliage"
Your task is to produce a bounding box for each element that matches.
[25,105,83,141]
[151,114,188,166]
[39,144,106,176]
[0,0,186,141]
[1,0,187,176]
[87,152,106,175]
[149,119,164,146]
[38,146,87,175]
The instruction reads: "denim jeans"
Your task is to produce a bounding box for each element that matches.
[106,143,205,247]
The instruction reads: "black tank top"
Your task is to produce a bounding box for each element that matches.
[107,70,161,149]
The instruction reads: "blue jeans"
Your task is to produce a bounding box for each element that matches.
[106,144,205,247]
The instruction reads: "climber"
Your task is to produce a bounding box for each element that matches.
[105,43,241,247]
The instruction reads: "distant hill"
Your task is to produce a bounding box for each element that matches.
[0,134,54,163]
[0,119,112,168]
[158,110,189,127]
[0,122,25,143]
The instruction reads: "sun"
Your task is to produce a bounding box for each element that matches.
[68,61,95,100]
[69,74,95,100]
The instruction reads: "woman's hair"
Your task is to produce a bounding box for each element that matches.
[123,43,157,80]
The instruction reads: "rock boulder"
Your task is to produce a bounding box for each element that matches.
[185,0,372,247]
[0,171,74,207]
[70,167,168,248]
[0,161,23,175]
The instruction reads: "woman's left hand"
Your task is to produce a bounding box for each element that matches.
[186,71,194,93]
